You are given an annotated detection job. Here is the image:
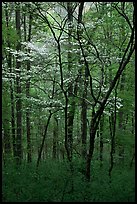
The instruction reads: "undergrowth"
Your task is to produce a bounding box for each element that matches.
[2,159,135,202]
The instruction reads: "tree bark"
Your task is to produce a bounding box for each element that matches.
[109,82,118,178]
[5,2,16,159]
[52,116,59,159]
[81,78,88,159]
[66,2,75,162]
[26,11,32,163]
[15,2,22,165]
[77,2,88,161]
[118,74,125,163]
[86,114,97,181]
[99,114,104,167]
[3,120,11,156]
[130,152,135,168]
[36,112,52,168]
[118,9,126,162]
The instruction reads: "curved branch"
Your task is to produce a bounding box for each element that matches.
[112,3,133,30]
[95,26,135,122]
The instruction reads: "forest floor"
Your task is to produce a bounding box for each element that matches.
[2,158,135,202]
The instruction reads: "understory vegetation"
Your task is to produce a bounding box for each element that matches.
[3,157,135,202]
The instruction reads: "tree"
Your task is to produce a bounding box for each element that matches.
[15,2,22,165]
[3,3,15,159]
[25,5,32,163]
[81,2,135,181]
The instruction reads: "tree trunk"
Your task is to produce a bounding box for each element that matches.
[118,73,125,163]
[25,12,32,163]
[77,2,88,161]
[109,86,117,178]
[86,114,97,181]
[3,120,11,156]
[130,152,135,168]
[131,112,135,135]
[52,116,59,159]
[5,2,16,159]
[118,3,127,163]
[10,73,16,158]
[66,2,75,162]
[36,112,52,168]
[15,3,22,165]
[99,114,104,167]
[81,78,88,159]
[108,112,115,178]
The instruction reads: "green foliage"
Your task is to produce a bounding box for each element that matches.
[2,20,19,49]
[2,2,135,203]
[2,159,135,202]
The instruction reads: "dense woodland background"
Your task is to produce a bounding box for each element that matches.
[2,2,135,202]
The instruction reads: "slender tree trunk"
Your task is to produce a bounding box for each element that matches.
[66,2,75,162]
[25,12,32,163]
[118,3,127,163]
[86,113,97,181]
[66,3,83,162]
[108,112,115,178]
[3,120,11,156]
[52,116,59,159]
[118,74,125,163]
[36,112,52,168]
[130,112,135,168]
[81,78,88,159]
[130,152,135,168]
[99,114,104,167]
[15,3,22,165]
[109,86,117,179]
[131,112,135,135]
[10,72,16,158]
[5,3,16,159]
[77,2,88,162]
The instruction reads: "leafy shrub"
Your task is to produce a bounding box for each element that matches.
[2,159,135,202]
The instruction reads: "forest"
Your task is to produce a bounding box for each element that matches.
[2,2,135,202]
